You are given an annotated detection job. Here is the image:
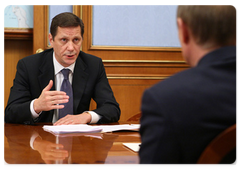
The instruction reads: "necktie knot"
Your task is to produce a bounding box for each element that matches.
[61,69,70,80]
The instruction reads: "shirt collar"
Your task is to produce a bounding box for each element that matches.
[53,52,75,75]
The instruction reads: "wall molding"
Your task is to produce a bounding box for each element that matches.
[90,45,182,52]
[103,60,186,64]
[103,60,189,68]
[107,76,168,80]
[4,28,33,40]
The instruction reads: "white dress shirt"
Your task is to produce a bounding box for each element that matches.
[30,53,101,124]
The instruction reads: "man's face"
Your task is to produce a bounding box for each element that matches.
[49,26,82,67]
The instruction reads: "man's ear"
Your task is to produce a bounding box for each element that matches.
[48,33,53,46]
[177,18,190,45]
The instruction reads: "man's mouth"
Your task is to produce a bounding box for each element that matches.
[65,54,75,58]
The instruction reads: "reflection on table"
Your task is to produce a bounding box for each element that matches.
[4,122,140,164]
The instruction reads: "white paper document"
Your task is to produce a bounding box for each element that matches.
[43,124,140,135]
[123,143,141,152]
[43,124,102,134]
[97,124,140,133]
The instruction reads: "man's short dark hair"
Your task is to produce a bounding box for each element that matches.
[50,12,84,40]
[177,5,236,48]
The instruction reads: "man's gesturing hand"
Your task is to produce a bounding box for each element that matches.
[33,80,69,114]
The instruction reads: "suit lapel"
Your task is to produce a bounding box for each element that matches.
[72,53,89,113]
[38,50,55,91]
[37,49,55,120]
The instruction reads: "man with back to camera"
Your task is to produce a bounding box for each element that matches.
[5,12,120,125]
[139,6,236,163]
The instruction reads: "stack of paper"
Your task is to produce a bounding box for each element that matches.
[43,124,140,135]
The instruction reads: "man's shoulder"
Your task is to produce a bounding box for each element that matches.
[78,51,102,67]
[154,68,196,87]
[20,48,53,63]
[79,51,101,61]
[146,67,201,97]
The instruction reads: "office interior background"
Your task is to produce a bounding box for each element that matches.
[4,5,189,122]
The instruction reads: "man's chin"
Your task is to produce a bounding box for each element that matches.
[62,58,76,67]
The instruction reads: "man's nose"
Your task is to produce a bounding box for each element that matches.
[67,41,74,51]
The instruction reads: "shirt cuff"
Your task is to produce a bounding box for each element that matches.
[85,111,101,124]
[30,99,41,119]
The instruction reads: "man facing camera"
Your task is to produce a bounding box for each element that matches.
[5,12,120,125]
[139,6,236,163]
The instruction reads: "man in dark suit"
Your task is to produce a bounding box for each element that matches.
[139,6,236,163]
[5,12,120,125]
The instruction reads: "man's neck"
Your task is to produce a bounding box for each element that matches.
[188,43,220,67]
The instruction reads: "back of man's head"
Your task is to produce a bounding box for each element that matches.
[177,6,236,49]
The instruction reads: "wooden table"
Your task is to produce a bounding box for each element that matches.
[4,122,140,164]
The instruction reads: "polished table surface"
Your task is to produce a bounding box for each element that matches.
[4,122,141,164]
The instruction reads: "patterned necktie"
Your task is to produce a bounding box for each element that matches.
[59,69,73,119]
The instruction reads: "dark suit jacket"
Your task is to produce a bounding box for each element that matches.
[139,46,236,163]
[5,48,120,124]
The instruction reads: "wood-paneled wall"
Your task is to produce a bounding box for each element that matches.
[89,59,189,121]
[105,61,188,121]
[4,29,33,108]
